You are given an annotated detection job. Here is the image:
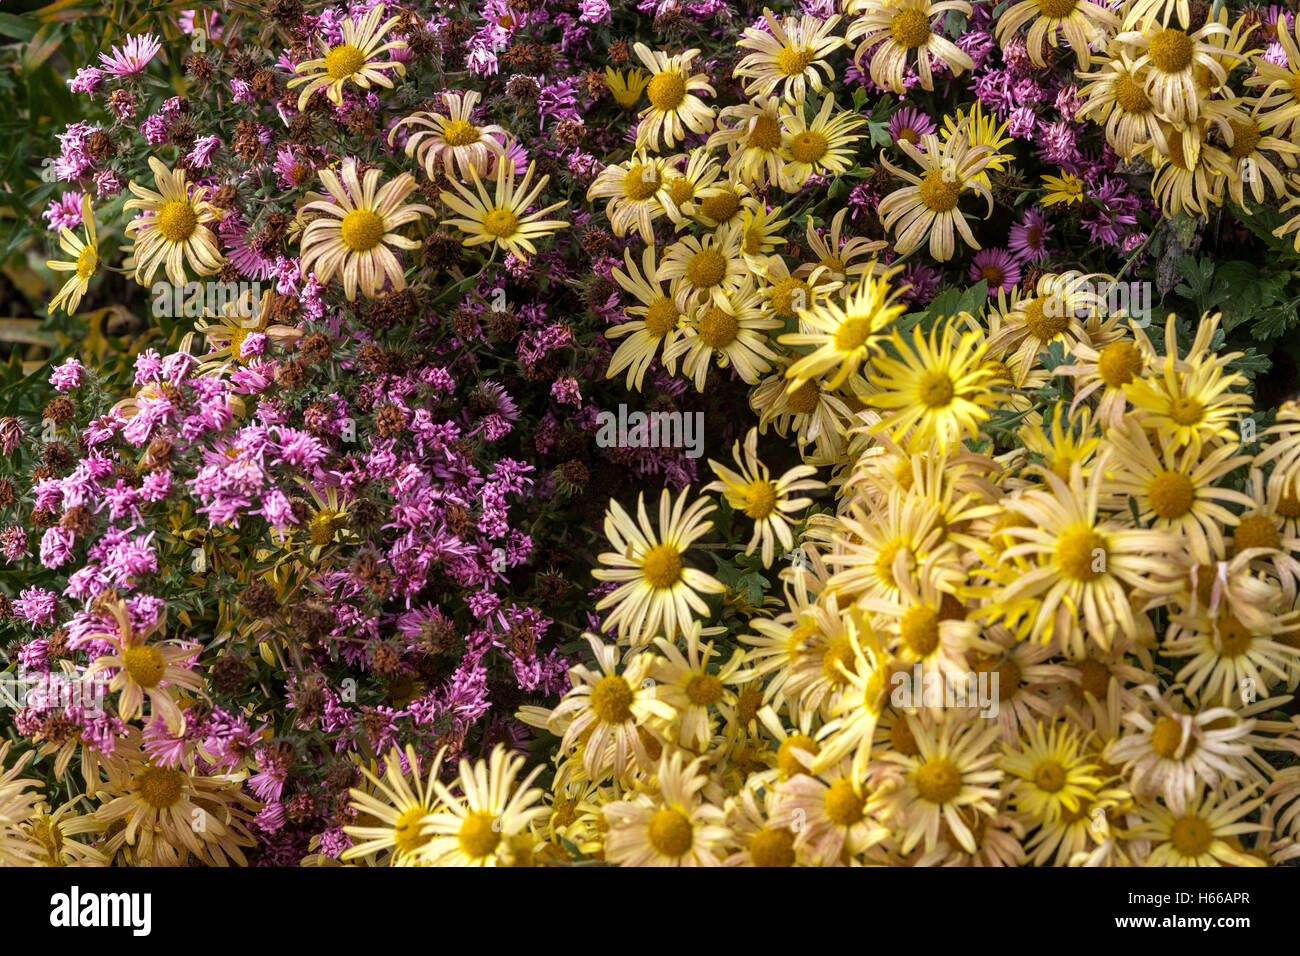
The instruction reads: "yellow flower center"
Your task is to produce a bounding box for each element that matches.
[1216,612,1253,656]
[917,370,955,407]
[874,540,910,588]
[324,42,367,80]
[458,811,501,859]
[1234,514,1281,552]
[591,674,634,723]
[834,316,875,352]
[747,113,784,151]
[441,119,481,147]
[156,199,198,242]
[551,798,577,828]
[1227,120,1261,160]
[667,177,694,205]
[699,190,740,223]
[1151,716,1192,759]
[742,479,778,518]
[891,8,932,48]
[769,277,811,317]
[122,644,166,688]
[823,779,866,826]
[76,244,99,279]
[698,305,739,348]
[685,673,724,706]
[1056,527,1107,581]
[644,296,680,338]
[1148,28,1193,73]
[749,827,795,866]
[1035,0,1077,16]
[1033,760,1067,793]
[915,757,962,804]
[647,71,686,111]
[787,380,820,414]
[642,543,683,588]
[647,808,693,857]
[777,733,819,777]
[919,169,961,211]
[1113,74,1151,113]
[900,606,940,657]
[1170,814,1213,857]
[623,164,661,201]
[1148,470,1194,519]
[393,805,433,856]
[789,130,829,165]
[310,508,344,546]
[822,635,855,684]
[777,45,817,76]
[340,208,385,252]
[1097,341,1143,387]
[1022,296,1067,341]
[135,766,184,810]
[686,247,727,289]
[1168,395,1204,426]
[482,207,520,239]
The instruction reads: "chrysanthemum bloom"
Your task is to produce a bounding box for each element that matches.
[738,201,792,269]
[1053,326,1157,428]
[751,362,857,466]
[658,224,748,312]
[991,458,1178,653]
[705,428,823,568]
[985,270,1110,384]
[657,148,726,228]
[45,194,99,315]
[733,10,845,104]
[1211,103,1300,209]
[1106,685,1256,813]
[298,161,433,301]
[603,750,731,866]
[880,711,1003,855]
[1245,17,1300,138]
[631,44,716,151]
[1102,414,1253,556]
[651,623,751,752]
[773,757,891,865]
[341,746,447,866]
[593,488,725,645]
[777,96,865,191]
[389,91,508,181]
[1039,169,1084,206]
[440,158,568,262]
[878,130,997,261]
[1165,599,1300,707]
[607,245,684,391]
[779,266,907,392]
[195,288,304,372]
[1007,207,1053,261]
[85,745,258,866]
[807,619,889,779]
[846,0,974,92]
[417,745,549,866]
[99,33,161,76]
[866,317,998,453]
[724,785,801,867]
[796,208,886,287]
[1115,18,1242,125]
[85,598,204,733]
[1151,120,1227,217]
[999,722,1103,826]
[585,149,670,241]
[1130,784,1267,866]
[708,97,790,188]
[14,800,109,867]
[287,3,408,108]
[666,281,781,391]
[522,633,674,784]
[1123,312,1252,454]
[1077,47,1169,160]
[994,0,1117,69]
[122,157,224,286]
[889,105,937,147]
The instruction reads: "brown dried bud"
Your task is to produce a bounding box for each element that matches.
[276,359,305,388]
[59,505,93,537]
[445,503,474,538]
[240,581,279,618]
[184,53,214,81]
[375,404,405,439]
[370,641,401,677]
[43,396,75,424]
[211,654,251,693]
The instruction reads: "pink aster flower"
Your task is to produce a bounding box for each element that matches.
[42,193,85,232]
[1008,209,1053,262]
[15,587,58,626]
[969,248,1022,294]
[49,356,83,392]
[68,67,106,95]
[99,33,161,76]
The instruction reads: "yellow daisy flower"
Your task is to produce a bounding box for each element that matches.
[122,157,224,287]
[342,745,447,866]
[734,9,846,104]
[388,91,509,181]
[439,158,568,261]
[846,0,974,93]
[632,44,717,151]
[287,3,408,108]
[45,194,99,315]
